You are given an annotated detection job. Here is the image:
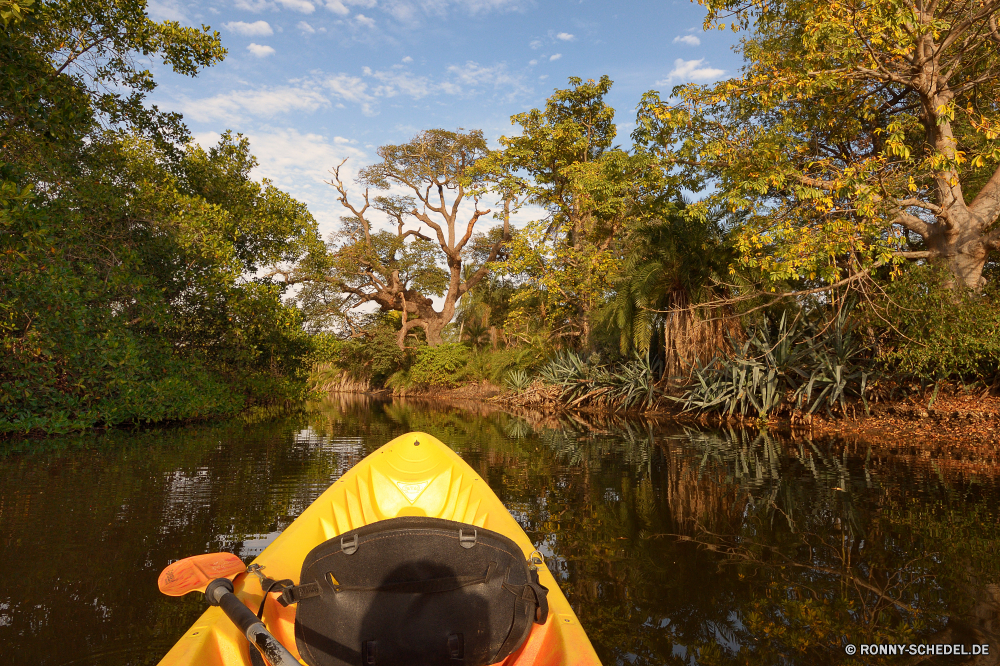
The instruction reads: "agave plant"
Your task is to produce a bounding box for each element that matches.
[504,369,532,393]
[539,350,658,409]
[677,308,873,418]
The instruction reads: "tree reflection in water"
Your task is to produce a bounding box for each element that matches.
[0,396,996,665]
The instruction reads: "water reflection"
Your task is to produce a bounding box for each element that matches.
[0,397,996,665]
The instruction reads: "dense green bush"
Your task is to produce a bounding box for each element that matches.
[0,4,317,434]
[872,266,1000,380]
[314,323,405,388]
[407,343,472,387]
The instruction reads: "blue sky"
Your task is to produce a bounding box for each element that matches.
[148,0,741,237]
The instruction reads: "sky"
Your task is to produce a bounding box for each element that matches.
[147,0,743,238]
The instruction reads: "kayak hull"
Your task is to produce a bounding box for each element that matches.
[157,432,602,666]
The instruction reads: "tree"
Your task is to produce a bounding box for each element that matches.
[634,0,1000,292]
[1,0,318,432]
[289,129,510,349]
[1,0,225,172]
[495,77,646,348]
[605,202,736,377]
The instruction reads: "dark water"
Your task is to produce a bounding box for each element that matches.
[1,396,998,665]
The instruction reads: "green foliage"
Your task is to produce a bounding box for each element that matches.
[872,266,1000,380]
[678,310,871,418]
[407,343,472,388]
[0,1,318,434]
[540,350,658,409]
[504,369,531,393]
[493,77,661,347]
[602,201,736,377]
[634,0,1000,291]
[317,321,405,388]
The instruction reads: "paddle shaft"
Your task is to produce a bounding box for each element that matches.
[206,579,299,666]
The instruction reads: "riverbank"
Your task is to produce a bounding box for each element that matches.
[335,380,1000,458]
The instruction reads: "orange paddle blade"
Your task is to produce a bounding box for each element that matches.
[158,552,246,597]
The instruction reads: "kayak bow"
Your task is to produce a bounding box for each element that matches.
[157,432,602,666]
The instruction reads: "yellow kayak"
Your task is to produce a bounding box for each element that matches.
[158,431,602,666]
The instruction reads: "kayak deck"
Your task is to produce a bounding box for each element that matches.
[158,432,602,666]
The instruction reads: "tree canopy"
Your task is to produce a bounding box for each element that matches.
[288,129,510,349]
[635,0,1000,291]
[1,0,318,433]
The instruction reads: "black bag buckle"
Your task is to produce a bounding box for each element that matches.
[341,533,359,555]
[277,582,322,607]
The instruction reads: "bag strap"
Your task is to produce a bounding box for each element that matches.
[277,581,322,607]
[247,575,295,666]
[493,568,550,661]
[501,568,549,624]
[332,561,496,595]
[279,562,496,606]
[255,576,295,618]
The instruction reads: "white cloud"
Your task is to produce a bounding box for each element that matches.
[180,60,529,121]
[207,127,368,236]
[247,43,277,57]
[529,39,541,49]
[147,0,188,21]
[364,66,435,99]
[673,34,700,46]
[233,0,272,11]
[555,32,574,41]
[177,85,329,123]
[324,73,376,114]
[402,55,413,63]
[660,58,724,84]
[528,59,537,65]
[297,20,316,33]
[380,0,522,19]
[324,74,372,102]
[326,0,350,13]
[460,0,522,14]
[549,53,561,61]
[224,20,274,35]
[354,13,376,26]
[278,0,315,12]
[446,61,522,92]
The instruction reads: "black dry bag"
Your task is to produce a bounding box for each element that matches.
[278,516,549,666]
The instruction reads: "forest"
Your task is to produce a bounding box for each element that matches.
[4,0,1000,434]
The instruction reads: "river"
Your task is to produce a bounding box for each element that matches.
[0,396,998,665]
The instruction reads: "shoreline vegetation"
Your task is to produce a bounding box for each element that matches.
[6,0,1000,453]
[308,366,1000,455]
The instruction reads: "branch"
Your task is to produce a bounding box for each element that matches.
[990,15,1000,46]
[458,199,510,298]
[852,65,914,87]
[792,174,839,191]
[894,198,943,216]
[981,226,1000,250]
[399,228,431,242]
[891,212,933,237]
[327,160,373,245]
[411,209,449,250]
[454,207,491,255]
[969,163,1000,224]
[649,256,931,319]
